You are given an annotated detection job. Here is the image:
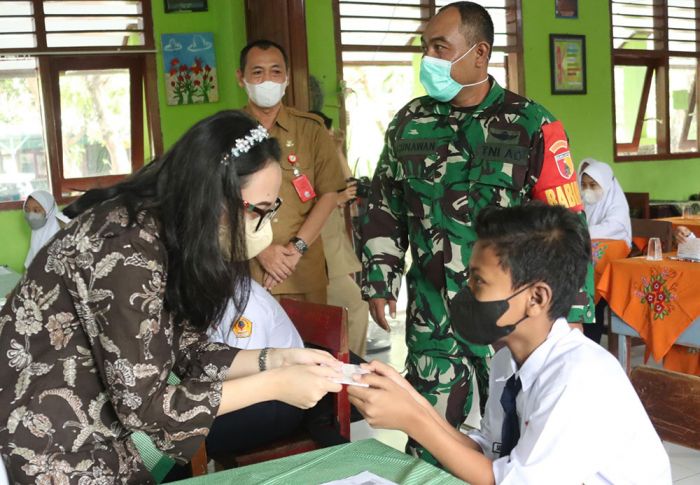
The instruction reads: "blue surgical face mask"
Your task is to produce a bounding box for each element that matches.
[419,44,489,102]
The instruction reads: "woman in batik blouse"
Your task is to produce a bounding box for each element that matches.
[0,110,343,484]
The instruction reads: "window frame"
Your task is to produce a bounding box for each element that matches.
[332,0,525,130]
[0,0,161,210]
[610,0,700,163]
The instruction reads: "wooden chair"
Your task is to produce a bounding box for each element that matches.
[200,300,350,472]
[625,192,650,219]
[630,218,673,254]
[630,366,700,450]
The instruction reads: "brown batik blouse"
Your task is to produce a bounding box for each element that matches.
[0,200,239,484]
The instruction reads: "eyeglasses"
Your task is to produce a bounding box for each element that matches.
[244,197,282,232]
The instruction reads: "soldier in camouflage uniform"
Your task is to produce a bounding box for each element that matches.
[361,2,594,465]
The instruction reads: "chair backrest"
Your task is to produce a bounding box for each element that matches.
[280,299,351,440]
[630,366,700,450]
[630,218,673,252]
[625,192,650,219]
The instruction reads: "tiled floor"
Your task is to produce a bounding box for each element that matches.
[353,300,700,483]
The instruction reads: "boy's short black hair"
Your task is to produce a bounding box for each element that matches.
[239,39,288,72]
[475,202,591,320]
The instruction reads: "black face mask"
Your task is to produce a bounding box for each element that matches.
[450,285,531,346]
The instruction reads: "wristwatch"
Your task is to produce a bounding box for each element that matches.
[289,236,308,255]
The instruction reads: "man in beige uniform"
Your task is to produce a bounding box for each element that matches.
[237,40,344,304]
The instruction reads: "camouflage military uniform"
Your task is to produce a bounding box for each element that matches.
[361,78,594,464]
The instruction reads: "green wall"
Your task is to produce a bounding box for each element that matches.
[521,0,700,200]
[307,0,341,127]
[151,0,248,148]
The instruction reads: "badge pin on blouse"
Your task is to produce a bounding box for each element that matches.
[288,153,301,176]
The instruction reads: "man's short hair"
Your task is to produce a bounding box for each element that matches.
[239,39,288,72]
[439,1,495,49]
[474,202,591,320]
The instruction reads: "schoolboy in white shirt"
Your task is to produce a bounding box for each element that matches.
[349,203,671,485]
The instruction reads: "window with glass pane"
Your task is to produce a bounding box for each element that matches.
[59,68,132,179]
[611,0,700,161]
[0,56,50,203]
[0,0,155,208]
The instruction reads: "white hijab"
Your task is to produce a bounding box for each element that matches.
[578,159,631,246]
[23,190,70,269]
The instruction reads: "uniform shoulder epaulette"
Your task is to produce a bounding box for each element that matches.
[287,107,325,127]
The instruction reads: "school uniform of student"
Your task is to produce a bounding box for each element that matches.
[23,189,70,269]
[578,158,632,246]
[246,105,345,304]
[208,280,304,350]
[468,318,671,484]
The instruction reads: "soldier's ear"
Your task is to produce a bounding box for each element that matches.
[475,42,490,68]
[236,69,245,88]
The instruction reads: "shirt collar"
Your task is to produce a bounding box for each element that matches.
[495,318,572,392]
[428,76,505,118]
[243,103,290,132]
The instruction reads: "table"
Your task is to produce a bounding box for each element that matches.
[175,439,465,485]
[655,216,700,237]
[0,266,21,308]
[591,239,630,304]
[597,254,700,375]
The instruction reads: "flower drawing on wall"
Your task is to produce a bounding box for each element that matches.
[162,33,218,105]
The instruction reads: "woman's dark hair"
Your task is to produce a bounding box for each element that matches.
[474,202,591,320]
[64,110,281,330]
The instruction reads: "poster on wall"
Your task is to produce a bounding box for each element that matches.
[549,34,586,95]
[162,32,219,105]
[555,0,578,18]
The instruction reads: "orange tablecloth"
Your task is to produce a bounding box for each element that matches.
[656,216,700,237]
[591,239,630,304]
[597,254,700,374]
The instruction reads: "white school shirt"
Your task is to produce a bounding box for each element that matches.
[208,280,304,350]
[468,318,671,485]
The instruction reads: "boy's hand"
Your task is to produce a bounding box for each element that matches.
[347,372,427,433]
[362,360,431,409]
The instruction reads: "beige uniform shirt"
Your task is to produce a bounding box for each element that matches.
[247,105,345,294]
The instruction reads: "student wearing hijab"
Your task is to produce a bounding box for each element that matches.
[23,189,70,269]
[578,159,632,246]
[578,158,632,343]
[0,110,344,484]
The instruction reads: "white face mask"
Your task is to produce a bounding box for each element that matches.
[244,78,288,108]
[582,188,603,205]
[244,216,273,259]
[25,211,47,230]
[218,216,274,262]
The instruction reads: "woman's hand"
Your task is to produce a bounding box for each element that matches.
[273,364,343,409]
[267,348,341,370]
[675,225,694,245]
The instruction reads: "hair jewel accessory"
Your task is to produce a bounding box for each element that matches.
[221,125,269,164]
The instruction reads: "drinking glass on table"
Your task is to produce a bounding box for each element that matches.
[646,237,662,261]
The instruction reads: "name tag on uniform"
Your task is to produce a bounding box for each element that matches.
[292,174,316,202]
[395,138,437,158]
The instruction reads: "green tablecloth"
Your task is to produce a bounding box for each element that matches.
[175,439,465,485]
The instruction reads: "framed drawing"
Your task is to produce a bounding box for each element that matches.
[555,0,578,19]
[550,34,586,95]
[162,33,219,105]
[164,0,207,13]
